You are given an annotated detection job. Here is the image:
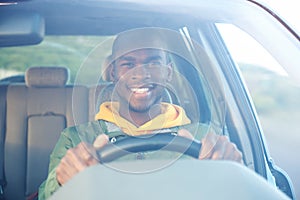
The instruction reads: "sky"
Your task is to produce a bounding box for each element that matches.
[262,0,300,33]
[217,0,300,77]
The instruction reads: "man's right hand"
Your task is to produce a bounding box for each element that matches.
[56,134,109,185]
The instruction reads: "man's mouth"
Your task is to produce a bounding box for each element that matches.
[129,84,155,94]
[131,88,149,93]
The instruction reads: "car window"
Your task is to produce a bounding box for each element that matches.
[0,36,108,83]
[217,23,300,193]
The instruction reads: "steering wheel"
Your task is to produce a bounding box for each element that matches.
[97,133,202,163]
[51,133,290,200]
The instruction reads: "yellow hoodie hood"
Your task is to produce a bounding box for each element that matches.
[95,102,191,136]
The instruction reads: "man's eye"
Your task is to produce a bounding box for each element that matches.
[121,63,135,68]
[148,62,162,68]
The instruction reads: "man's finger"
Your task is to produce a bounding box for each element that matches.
[177,129,194,140]
[198,132,218,159]
[93,134,109,149]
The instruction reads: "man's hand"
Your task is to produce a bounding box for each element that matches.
[199,132,243,163]
[56,134,109,185]
[178,129,243,163]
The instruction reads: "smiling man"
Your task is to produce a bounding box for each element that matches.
[38,28,243,200]
[94,48,191,134]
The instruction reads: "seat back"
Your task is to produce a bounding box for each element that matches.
[0,76,25,198]
[4,67,89,200]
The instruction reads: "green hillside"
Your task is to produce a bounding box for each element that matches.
[0,36,111,82]
[239,63,300,114]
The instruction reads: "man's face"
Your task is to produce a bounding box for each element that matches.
[111,49,172,113]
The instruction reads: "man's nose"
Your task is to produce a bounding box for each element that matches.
[131,64,151,80]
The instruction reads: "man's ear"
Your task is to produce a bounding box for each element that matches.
[166,63,173,82]
[109,64,117,82]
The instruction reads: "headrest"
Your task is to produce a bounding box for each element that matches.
[25,66,69,87]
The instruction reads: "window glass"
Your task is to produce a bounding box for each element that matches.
[217,23,300,193]
[0,36,109,83]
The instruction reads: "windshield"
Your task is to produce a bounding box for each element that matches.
[1,0,299,199]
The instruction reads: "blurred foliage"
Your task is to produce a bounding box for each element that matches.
[0,36,111,83]
[239,63,300,114]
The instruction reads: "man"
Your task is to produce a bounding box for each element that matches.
[38,28,243,199]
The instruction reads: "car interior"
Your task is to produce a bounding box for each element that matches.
[1,66,89,199]
[0,62,210,200]
[0,0,297,199]
[0,47,215,199]
[0,36,239,199]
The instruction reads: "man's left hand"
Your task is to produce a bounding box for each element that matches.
[178,129,243,164]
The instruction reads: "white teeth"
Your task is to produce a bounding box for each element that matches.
[131,88,149,93]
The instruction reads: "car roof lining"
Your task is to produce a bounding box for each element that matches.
[1,1,196,36]
[1,0,231,36]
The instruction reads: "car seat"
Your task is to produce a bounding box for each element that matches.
[3,66,89,200]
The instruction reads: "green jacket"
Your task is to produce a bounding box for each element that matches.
[38,120,208,199]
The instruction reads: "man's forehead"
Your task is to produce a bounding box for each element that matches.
[111,28,171,60]
[117,49,166,60]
